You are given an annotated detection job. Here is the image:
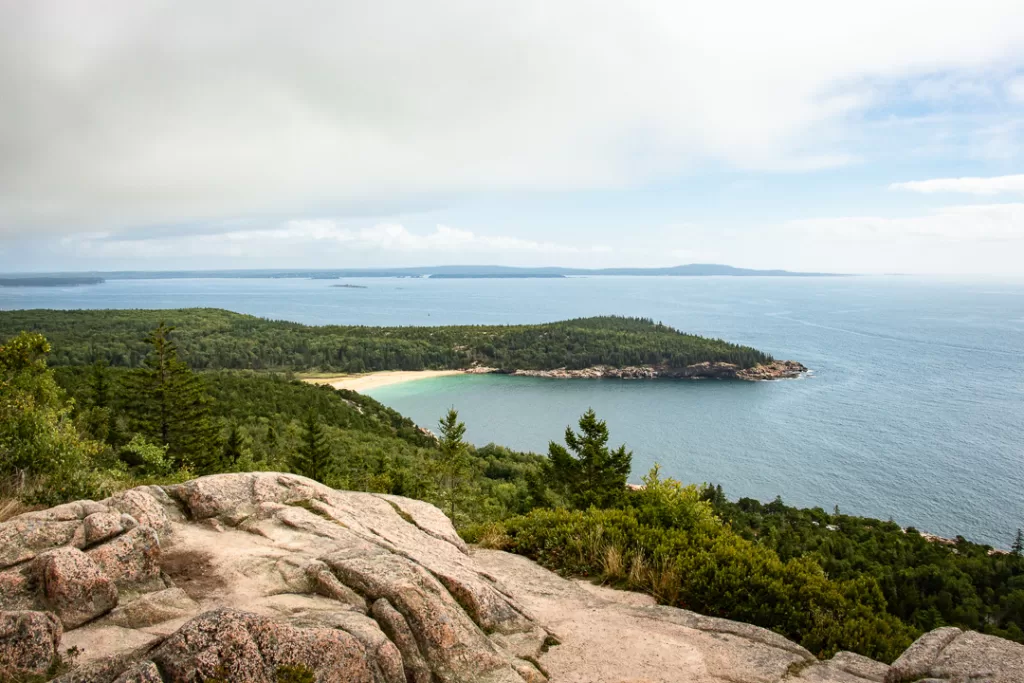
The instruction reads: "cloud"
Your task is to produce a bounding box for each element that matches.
[890,175,1024,195]
[3,1,1024,235]
[788,203,1024,242]
[60,222,606,263]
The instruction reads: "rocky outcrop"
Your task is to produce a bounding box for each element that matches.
[884,627,1024,683]
[499,360,807,381]
[0,472,1020,683]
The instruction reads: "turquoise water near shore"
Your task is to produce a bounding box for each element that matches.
[2,275,1022,546]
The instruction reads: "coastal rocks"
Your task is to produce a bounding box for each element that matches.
[504,360,808,382]
[0,610,62,678]
[735,360,808,381]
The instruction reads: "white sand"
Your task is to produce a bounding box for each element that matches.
[303,369,466,392]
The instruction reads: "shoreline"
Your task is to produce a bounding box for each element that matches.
[303,360,807,393]
[303,369,468,392]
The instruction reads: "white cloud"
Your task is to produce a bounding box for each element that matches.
[788,203,1024,242]
[890,175,1024,195]
[62,222,605,262]
[2,1,1024,235]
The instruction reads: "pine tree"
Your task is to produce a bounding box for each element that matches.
[436,408,470,520]
[292,412,333,484]
[222,423,247,468]
[124,322,218,471]
[1013,529,1023,557]
[548,408,632,509]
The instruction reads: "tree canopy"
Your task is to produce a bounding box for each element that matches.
[0,309,773,372]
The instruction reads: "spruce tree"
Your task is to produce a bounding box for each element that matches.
[548,408,632,509]
[124,322,218,471]
[436,408,470,520]
[293,412,333,484]
[1013,528,1023,557]
[222,423,246,468]
[90,360,110,409]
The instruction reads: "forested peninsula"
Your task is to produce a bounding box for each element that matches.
[0,308,800,379]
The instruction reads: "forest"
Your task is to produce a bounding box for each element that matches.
[0,308,773,372]
[1,318,1022,666]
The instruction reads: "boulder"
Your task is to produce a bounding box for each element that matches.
[40,548,118,628]
[101,489,172,538]
[86,526,161,591]
[147,607,404,683]
[0,610,62,678]
[0,517,84,569]
[83,512,137,547]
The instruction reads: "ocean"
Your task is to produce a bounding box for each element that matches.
[2,275,1022,547]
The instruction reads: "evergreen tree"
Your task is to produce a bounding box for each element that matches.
[292,412,333,484]
[124,322,217,471]
[222,423,247,468]
[90,360,110,408]
[436,408,471,520]
[548,408,632,509]
[1013,529,1023,557]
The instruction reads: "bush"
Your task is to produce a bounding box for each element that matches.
[491,468,917,662]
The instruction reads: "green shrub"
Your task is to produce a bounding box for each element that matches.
[493,468,918,662]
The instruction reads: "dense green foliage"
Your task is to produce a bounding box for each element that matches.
[468,466,919,662]
[0,308,772,372]
[705,492,1024,643]
[0,333,105,502]
[49,362,546,525]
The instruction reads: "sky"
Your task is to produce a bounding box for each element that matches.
[2,1,1024,274]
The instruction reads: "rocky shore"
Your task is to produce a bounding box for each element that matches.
[1,473,1021,682]
[475,359,808,381]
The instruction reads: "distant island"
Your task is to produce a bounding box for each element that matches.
[0,276,105,287]
[16,263,847,281]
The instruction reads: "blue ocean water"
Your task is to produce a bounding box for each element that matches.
[2,275,1022,546]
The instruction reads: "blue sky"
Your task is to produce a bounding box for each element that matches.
[2,1,1024,274]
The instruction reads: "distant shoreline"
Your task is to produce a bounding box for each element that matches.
[0,276,105,288]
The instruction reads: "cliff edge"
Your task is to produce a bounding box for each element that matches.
[1,473,1020,682]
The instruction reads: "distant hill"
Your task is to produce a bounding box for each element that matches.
[5,264,845,280]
